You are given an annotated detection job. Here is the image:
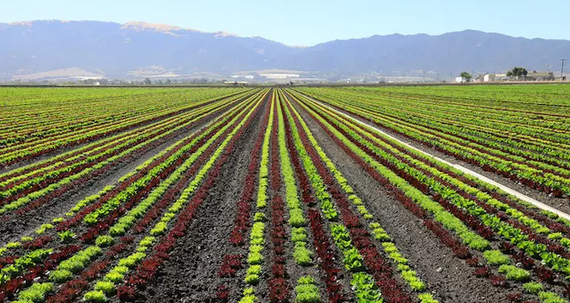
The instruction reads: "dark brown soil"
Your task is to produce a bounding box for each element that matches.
[0,119,216,246]
[4,90,563,303]
[292,100,518,302]
[0,92,247,176]
[323,101,570,215]
[133,97,269,303]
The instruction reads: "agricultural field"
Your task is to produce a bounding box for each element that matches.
[0,85,569,303]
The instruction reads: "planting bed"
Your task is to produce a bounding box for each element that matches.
[1,85,570,303]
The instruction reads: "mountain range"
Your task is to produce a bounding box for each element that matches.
[1,20,569,81]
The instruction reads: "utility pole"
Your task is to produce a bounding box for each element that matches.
[562,59,566,80]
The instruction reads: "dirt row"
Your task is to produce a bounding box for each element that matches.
[0,96,246,245]
[131,90,270,302]
[312,96,570,215]
[2,88,542,302]
[131,93,519,302]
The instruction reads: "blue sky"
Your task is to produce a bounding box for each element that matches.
[1,0,568,46]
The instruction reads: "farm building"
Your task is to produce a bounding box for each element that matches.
[526,71,555,80]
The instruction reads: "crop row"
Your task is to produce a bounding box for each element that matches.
[0,88,252,169]
[288,88,569,302]
[0,89,266,302]
[296,87,570,197]
[0,91,265,219]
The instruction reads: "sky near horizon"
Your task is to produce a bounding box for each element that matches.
[1,0,568,46]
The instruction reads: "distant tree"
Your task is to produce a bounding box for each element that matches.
[507,67,528,80]
[143,78,152,85]
[165,79,172,84]
[460,72,472,82]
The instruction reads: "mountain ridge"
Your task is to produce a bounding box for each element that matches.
[1,20,569,80]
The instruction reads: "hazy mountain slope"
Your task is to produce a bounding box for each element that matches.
[1,21,569,79]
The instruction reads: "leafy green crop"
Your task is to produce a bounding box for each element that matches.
[483,250,510,266]
[295,276,321,303]
[498,265,530,282]
[84,290,107,302]
[523,282,544,294]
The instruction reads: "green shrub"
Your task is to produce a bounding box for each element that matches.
[297,276,315,285]
[59,258,85,273]
[548,232,562,240]
[351,272,382,302]
[238,287,257,303]
[498,265,530,282]
[244,273,259,285]
[291,227,308,242]
[21,236,34,242]
[295,276,320,303]
[397,264,411,272]
[372,226,391,241]
[293,243,313,266]
[84,290,107,302]
[382,243,398,253]
[139,236,155,248]
[16,282,54,302]
[538,291,566,303]
[35,223,54,235]
[50,269,73,282]
[6,242,21,249]
[343,247,364,271]
[402,270,425,291]
[84,246,103,258]
[95,235,114,247]
[118,252,146,268]
[243,287,255,295]
[58,231,75,243]
[250,222,265,245]
[466,237,491,251]
[109,225,126,236]
[418,293,439,303]
[523,282,543,294]
[483,250,510,265]
[254,213,266,222]
[389,252,408,264]
[150,222,167,236]
[289,209,306,227]
[95,280,116,296]
[114,265,129,274]
[247,252,263,265]
[247,265,261,275]
[105,271,124,283]
[249,244,263,253]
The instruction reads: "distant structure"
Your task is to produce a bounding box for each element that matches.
[526,71,555,81]
[482,71,554,82]
[483,74,495,82]
[224,81,248,86]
